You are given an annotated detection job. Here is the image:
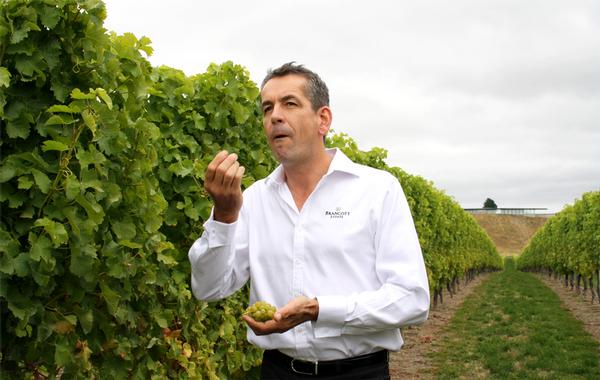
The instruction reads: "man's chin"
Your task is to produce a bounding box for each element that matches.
[269,145,289,162]
[274,152,297,166]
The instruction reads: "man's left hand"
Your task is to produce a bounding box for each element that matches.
[243,296,319,335]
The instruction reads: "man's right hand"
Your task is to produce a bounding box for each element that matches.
[204,151,245,224]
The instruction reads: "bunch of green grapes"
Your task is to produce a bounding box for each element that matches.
[244,301,277,322]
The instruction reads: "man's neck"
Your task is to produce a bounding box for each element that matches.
[283,149,333,211]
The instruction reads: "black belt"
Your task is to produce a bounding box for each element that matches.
[263,349,388,376]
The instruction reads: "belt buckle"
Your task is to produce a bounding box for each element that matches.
[291,358,319,375]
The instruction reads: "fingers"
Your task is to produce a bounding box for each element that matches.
[273,302,293,322]
[206,151,244,188]
[205,151,245,196]
[242,297,318,336]
[242,315,281,336]
[271,296,318,324]
[205,150,229,184]
[222,159,244,188]
[204,151,245,223]
[232,165,246,188]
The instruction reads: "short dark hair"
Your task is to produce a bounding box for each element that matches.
[261,62,329,111]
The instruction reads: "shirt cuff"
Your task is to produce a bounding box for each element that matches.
[204,218,237,248]
[312,295,347,338]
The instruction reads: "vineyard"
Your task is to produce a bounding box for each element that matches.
[518,191,600,304]
[3,0,597,379]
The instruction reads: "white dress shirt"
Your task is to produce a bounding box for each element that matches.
[188,148,430,361]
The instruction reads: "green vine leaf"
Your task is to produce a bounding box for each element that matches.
[0,67,11,87]
[42,140,69,152]
[33,218,69,247]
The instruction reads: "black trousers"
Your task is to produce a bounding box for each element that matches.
[260,350,391,380]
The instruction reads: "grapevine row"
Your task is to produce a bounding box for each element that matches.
[517,191,600,303]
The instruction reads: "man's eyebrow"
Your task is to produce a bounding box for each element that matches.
[261,94,301,108]
[281,94,300,102]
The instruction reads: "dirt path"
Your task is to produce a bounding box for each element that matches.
[534,274,600,342]
[389,274,491,379]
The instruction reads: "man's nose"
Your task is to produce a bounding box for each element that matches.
[270,104,284,124]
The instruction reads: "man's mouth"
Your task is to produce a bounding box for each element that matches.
[272,132,290,141]
[270,125,291,142]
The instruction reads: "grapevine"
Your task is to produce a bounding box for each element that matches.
[518,191,600,303]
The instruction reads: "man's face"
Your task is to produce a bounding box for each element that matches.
[260,74,330,166]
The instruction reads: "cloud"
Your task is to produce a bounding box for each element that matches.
[103,0,600,213]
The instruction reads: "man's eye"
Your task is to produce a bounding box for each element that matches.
[262,106,272,114]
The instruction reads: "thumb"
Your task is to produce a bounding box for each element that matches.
[273,311,283,322]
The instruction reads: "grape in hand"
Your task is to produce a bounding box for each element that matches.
[244,301,277,322]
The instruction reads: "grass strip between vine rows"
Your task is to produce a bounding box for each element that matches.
[429,257,600,379]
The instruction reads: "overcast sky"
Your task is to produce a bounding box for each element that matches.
[103,0,600,213]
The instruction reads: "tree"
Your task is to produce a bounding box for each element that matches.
[484,198,498,209]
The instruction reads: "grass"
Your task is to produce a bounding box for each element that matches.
[430,258,600,379]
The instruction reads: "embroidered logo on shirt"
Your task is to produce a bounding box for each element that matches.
[325,207,351,219]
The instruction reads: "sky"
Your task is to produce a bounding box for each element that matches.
[103,0,600,213]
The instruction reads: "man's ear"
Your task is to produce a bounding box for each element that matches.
[317,106,332,137]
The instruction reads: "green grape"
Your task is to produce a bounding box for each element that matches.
[244,301,277,322]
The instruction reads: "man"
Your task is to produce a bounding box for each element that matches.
[188,62,430,379]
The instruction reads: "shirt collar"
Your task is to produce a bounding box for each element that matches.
[265,148,360,187]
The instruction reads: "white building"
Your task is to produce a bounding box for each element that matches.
[464,208,549,216]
